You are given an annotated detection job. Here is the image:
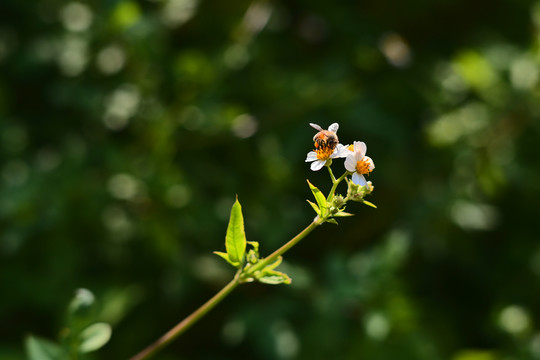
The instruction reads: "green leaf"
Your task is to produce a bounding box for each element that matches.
[78,323,112,354]
[25,335,67,360]
[362,200,377,208]
[306,200,321,215]
[257,270,292,285]
[307,180,327,215]
[225,196,247,266]
[213,251,240,267]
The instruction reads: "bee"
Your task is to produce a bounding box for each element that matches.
[310,123,339,150]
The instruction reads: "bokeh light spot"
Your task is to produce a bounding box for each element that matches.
[451,200,498,231]
[231,114,258,138]
[498,305,531,335]
[161,0,198,28]
[103,84,140,130]
[59,2,93,32]
[96,45,126,75]
[379,32,412,68]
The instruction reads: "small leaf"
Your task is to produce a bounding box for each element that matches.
[307,180,327,215]
[265,256,283,271]
[326,218,339,225]
[213,251,241,267]
[25,335,67,360]
[78,323,112,354]
[247,241,259,254]
[306,200,321,215]
[334,211,354,217]
[225,196,247,266]
[362,200,377,208]
[257,270,292,285]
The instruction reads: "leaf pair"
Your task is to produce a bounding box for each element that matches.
[307,180,354,223]
[306,180,328,218]
[214,197,291,285]
[25,323,111,360]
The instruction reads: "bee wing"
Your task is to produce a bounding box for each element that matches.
[309,123,324,131]
[328,123,339,132]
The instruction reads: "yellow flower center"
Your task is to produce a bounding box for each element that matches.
[356,158,372,175]
[315,146,334,160]
[347,144,354,152]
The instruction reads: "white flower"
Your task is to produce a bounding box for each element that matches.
[305,143,349,171]
[344,141,375,185]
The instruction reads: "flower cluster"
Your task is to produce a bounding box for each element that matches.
[305,123,375,186]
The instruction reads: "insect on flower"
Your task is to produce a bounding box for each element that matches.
[306,123,348,171]
[310,123,339,151]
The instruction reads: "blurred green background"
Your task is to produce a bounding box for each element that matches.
[2,0,540,359]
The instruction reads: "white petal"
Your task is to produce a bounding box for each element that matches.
[344,155,356,172]
[311,160,326,171]
[353,141,367,158]
[305,151,318,162]
[364,156,375,170]
[341,144,353,153]
[331,144,348,159]
[351,172,367,186]
[328,123,339,132]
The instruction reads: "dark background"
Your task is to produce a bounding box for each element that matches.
[1,0,540,359]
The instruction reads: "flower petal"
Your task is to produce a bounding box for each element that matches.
[331,144,349,158]
[344,155,356,172]
[305,151,318,162]
[310,160,326,171]
[351,172,367,186]
[364,156,375,171]
[353,141,367,158]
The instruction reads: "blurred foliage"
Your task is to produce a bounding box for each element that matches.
[1,0,540,359]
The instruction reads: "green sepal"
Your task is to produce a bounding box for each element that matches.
[213,251,241,267]
[78,322,112,354]
[307,180,327,216]
[257,270,292,285]
[326,218,339,225]
[306,200,321,215]
[245,241,260,264]
[25,335,67,360]
[362,200,377,208]
[225,196,247,265]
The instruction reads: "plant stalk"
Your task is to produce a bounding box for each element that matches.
[130,273,241,360]
[131,219,324,359]
[241,218,323,279]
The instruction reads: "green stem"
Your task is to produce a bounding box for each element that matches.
[131,219,325,359]
[327,170,348,202]
[241,218,323,280]
[129,273,241,360]
[327,164,337,183]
